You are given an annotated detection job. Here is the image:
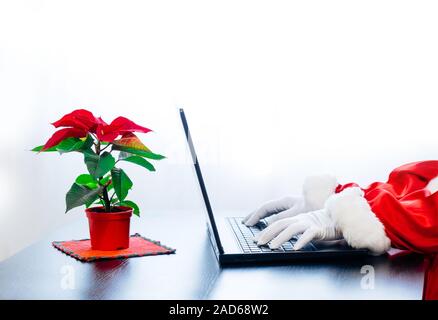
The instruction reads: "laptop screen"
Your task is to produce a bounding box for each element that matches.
[179,108,224,255]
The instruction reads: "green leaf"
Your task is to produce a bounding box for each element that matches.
[112,133,151,152]
[97,176,114,192]
[83,152,99,177]
[57,135,94,154]
[31,138,80,153]
[31,145,57,152]
[85,195,101,208]
[99,175,114,192]
[57,140,81,154]
[112,145,165,160]
[91,197,115,208]
[118,200,140,217]
[100,174,111,185]
[87,198,103,208]
[120,155,156,172]
[111,167,133,202]
[65,183,103,213]
[84,151,116,179]
[81,135,95,150]
[32,135,94,154]
[75,174,98,189]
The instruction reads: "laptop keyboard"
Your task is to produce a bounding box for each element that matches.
[228,217,298,253]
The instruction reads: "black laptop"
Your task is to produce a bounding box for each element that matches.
[180,108,368,265]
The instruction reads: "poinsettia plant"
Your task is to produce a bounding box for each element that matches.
[32,109,164,215]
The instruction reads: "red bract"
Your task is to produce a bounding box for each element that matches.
[96,116,152,142]
[52,109,106,132]
[41,109,152,150]
[41,109,104,151]
[42,127,87,150]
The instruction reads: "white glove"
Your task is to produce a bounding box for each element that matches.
[254,209,343,250]
[242,195,308,227]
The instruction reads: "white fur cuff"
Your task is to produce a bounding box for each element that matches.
[325,187,391,255]
[303,174,338,210]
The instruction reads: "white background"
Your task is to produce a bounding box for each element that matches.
[0,0,437,261]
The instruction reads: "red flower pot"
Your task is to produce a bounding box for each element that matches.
[86,206,133,250]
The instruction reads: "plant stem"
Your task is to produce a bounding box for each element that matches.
[95,140,101,155]
[95,137,112,212]
[102,185,111,212]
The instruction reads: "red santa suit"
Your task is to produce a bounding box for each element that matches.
[303,160,438,254]
[423,254,438,300]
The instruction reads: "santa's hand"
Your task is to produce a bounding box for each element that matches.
[243,196,307,227]
[254,209,343,250]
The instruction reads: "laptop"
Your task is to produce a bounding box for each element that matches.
[179,108,368,265]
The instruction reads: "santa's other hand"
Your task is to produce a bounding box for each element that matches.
[243,196,305,227]
[254,210,343,250]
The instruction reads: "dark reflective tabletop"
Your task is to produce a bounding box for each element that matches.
[0,210,427,299]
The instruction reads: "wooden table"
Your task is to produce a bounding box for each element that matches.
[0,209,427,300]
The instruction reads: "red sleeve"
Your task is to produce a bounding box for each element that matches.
[364,161,438,254]
[423,254,438,300]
